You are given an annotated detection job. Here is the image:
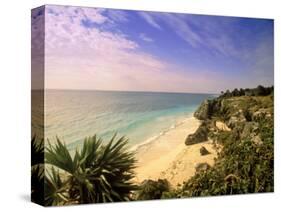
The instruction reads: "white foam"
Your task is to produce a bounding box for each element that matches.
[129,113,194,152]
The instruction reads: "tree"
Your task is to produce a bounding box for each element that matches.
[255,85,266,96]
[239,88,245,96]
[45,134,138,205]
[225,90,231,97]
[232,88,240,97]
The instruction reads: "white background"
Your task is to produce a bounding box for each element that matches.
[0,0,280,210]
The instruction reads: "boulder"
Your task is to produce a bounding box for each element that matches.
[252,135,263,145]
[227,116,239,128]
[194,100,212,120]
[200,146,210,156]
[195,163,211,172]
[252,109,271,121]
[239,122,264,145]
[185,122,209,145]
[227,115,246,129]
[215,121,231,131]
[240,122,259,139]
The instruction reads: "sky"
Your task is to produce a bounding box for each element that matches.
[32,5,274,94]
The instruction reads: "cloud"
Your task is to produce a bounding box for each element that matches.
[138,12,162,29]
[33,5,273,93]
[106,9,128,23]
[43,5,174,91]
[138,12,204,47]
[80,18,97,28]
[138,12,242,57]
[161,13,203,48]
[139,33,154,42]
[42,5,226,93]
[248,33,274,86]
[32,6,45,90]
[76,7,108,24]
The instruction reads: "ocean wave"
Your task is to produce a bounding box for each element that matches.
[129,113,194,152]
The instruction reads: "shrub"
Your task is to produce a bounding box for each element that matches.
[44,134,138,205]
[179,118,273,196]
[136,179,170,200]
[243,107,252,122]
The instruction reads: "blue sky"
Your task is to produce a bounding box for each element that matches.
[32,5,274,93]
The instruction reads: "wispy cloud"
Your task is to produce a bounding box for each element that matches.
[42,5,227,93]
[74,7,108,24]
[106,9,129,23]
[138,12,242,57]
[138,12,162,30]
[32,5,273,93]
[43,6,172,91]
[161,13,203,48]
[247,32,274,86]
[32,6,45,90]
[139,33,154,42]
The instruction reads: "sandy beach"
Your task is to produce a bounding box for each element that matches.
[134,116,219,187]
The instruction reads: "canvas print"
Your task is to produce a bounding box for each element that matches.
[31,5,274,206]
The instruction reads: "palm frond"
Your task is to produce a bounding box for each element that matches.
[45,137,77,174]
[31,164,44,204]
[31,135,44,166]
[44,134,138,205]
[45,167,68,206]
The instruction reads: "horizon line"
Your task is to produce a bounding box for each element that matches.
[32,88,219,95]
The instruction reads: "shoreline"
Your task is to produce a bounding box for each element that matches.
[133,115,218,187]
[129,113,194,152]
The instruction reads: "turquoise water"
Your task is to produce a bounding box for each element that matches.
[44,90,213,150]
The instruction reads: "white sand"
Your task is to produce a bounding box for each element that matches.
[134,116,219,187]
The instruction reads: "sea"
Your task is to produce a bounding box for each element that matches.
[35,90,214,150]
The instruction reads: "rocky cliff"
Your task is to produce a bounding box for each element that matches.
[180,87,274,196]
[186,93,273,147]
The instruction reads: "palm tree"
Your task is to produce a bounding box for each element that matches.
[44,134,138,206]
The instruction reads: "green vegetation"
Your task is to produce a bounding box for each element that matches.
[42,134,138,206]
[220,85,273,98]
[163,86,274,198]
[180,118,273,196]
[31,85,274,205]
[136,179,170,200]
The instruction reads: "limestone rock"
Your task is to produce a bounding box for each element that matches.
[252,109,271,121]
[195,163,211,172]
[215,121,231,131]
[185,122,209,145]
[241,122,259,139]
[200,146,210,156]
[227,114,246,129]
[252,135,263,145]
[194,100,211,120]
